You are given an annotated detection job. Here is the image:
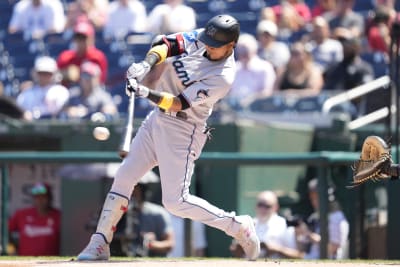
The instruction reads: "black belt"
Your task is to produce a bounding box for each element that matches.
[159,108,188,121]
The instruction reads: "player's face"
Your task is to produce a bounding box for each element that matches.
[205,42,235,61]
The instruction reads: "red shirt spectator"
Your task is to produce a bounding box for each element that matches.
[367,6,394,54]
[57,21,108,86]
[272,0,311,23]
[368,26,389,53]
[8,183,61,256]
[311,0,337,18]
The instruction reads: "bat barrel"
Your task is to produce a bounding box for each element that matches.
[118,92,135,159]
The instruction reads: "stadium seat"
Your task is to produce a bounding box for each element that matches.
[187,0,217,14]
[44,32,71,57]
[353,0,374,11]
[292,95,327,113]
[248,95,290,113]
[143,0,163,13]
[360,52,389,78]
[264,0,279,8]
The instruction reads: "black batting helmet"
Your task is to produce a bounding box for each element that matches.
[199,14,240,48]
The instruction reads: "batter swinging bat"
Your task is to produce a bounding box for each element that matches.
[118,53,160,159]
[118,82,136,159]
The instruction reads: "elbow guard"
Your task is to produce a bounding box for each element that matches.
[151,34,185,57]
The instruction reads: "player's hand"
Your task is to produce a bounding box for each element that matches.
[126,79,149,98]
[126,61,151,82]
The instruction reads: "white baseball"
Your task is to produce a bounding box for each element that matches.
[93,126,110,141]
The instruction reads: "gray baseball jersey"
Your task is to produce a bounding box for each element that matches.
[110,29,241,240]
[157,29,236,125]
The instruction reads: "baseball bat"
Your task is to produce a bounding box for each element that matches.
[118,81,136,159]
[118,53,160,159]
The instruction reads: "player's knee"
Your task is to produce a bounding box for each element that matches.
[162,198,185,216]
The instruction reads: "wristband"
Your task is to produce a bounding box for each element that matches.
[158,92,174,110]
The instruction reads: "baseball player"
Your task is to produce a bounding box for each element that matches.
[77,14,260,261]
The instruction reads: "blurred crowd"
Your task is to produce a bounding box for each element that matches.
[0,0,396,121]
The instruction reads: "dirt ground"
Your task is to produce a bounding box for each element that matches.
[0,259,398,267]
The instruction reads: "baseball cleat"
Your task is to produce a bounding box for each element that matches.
[235,215,260,260]
[77,234,110,261]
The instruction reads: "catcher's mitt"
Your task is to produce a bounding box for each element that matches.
[349,136,392,188]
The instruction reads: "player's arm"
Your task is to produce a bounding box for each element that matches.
[126,34,190,112]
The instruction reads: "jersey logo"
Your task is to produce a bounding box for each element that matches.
[193,89,210,102]
[183,31,198,42]
[172,57,191,86]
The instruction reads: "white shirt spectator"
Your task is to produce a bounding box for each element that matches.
[254,214,287,258]
[17,56,69,119]
[258,42,290,69]
[328,210,349,259]
[147,1,196,34]
[168,214,207,257]
[229,33,276,107]
[17,84,69,118]
[280,226,299,250]
[230,56,276,100]
[9,0,66,36]
[310,38,343,72]
[306,210,349,259]
[103,0,147,39]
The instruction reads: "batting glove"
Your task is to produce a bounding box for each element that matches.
[126,79,149,98]
[126,61,151,82]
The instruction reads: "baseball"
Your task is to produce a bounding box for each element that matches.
[93,126,110,141]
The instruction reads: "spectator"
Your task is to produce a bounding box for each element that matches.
[262,3,307,42]
[64,61,117,119]
[57,21,108,86]
[324,29,374,90]
[308,16,343,73]
[271,0,312,24]
[116,179,174,257]
[324,0,365,37]
[230,191,287,258]
[305,178,349,259]
[76,0,108,30]
[147,0,196,35]
[263,216,311,259]
[260,7,277,22]
[103,0,147,40]
[65,2,85,34]
[367,5,394,54]
[8,0,65,38]
[8,183,61,256]
[16,56,69,120]
[229,33,276,108]
[311,0,337,18]
[274,42,323,97]
[257,20,290,71]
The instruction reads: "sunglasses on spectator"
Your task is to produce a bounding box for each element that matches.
[74,33,88,40]
[256,202,273,209]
